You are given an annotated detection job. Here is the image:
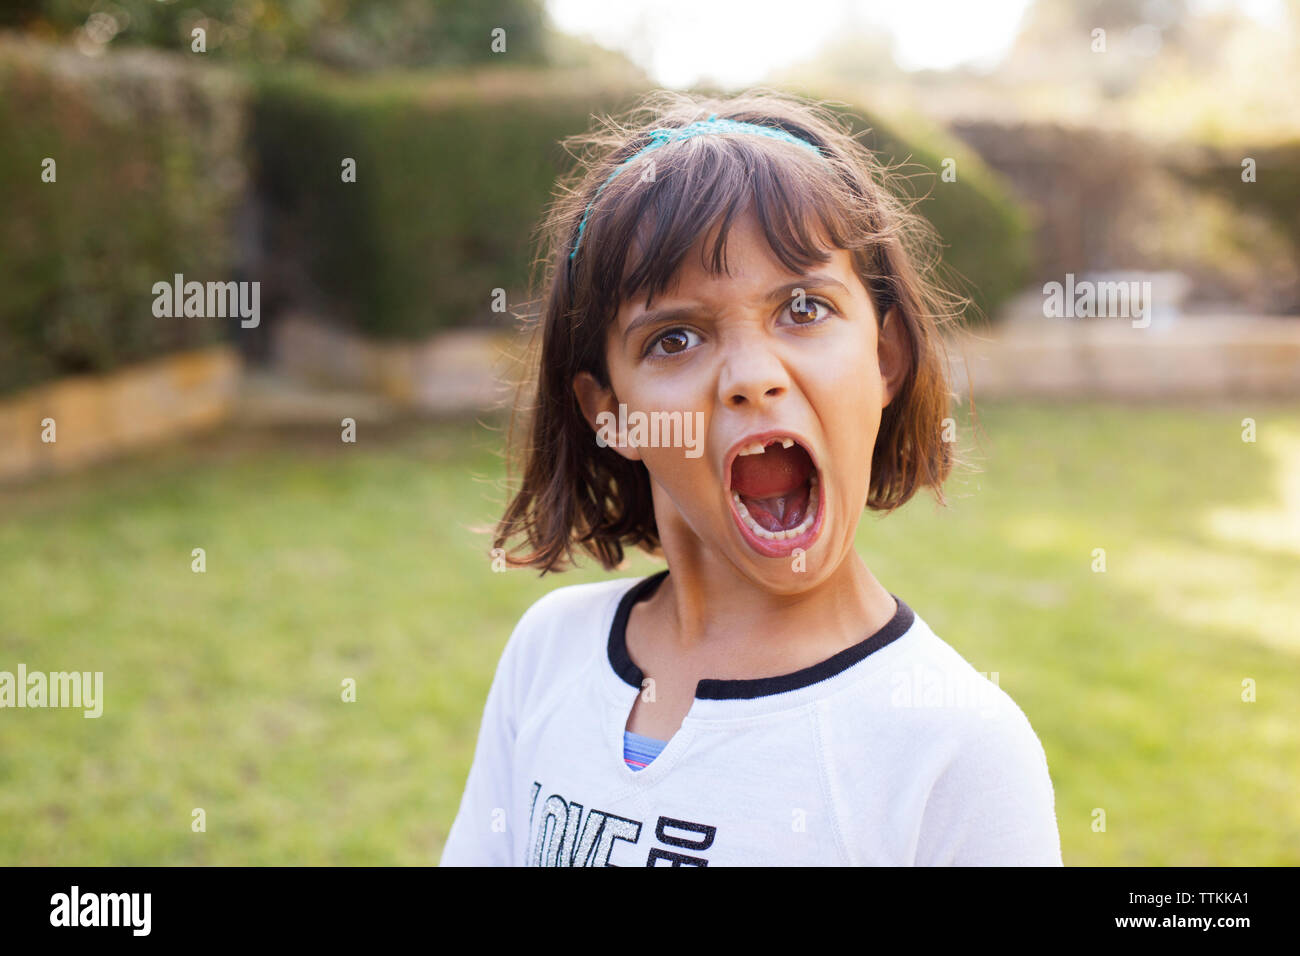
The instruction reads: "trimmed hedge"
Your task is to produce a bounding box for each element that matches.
[0,38,247,395]
[855,111,1032,323]
[251,67,1032,339]
[0,43,1033,395]
[1186,141,1300,286]
[251,67,646,339]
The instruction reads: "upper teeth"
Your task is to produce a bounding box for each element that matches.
[738,437,796,457]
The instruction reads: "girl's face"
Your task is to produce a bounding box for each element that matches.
[574,207,910,591]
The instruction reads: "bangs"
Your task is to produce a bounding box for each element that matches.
[572,132,874,323]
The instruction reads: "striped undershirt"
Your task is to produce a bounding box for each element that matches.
[622,730,668,771]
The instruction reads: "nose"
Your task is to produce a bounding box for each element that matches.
[717,333,791,409]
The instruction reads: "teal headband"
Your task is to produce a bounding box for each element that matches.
[567,113,825,265]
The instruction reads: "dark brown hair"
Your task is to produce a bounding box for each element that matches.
[495,88,968,573]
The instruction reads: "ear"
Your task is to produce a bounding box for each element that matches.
[877,306,911,408]
[573,370,643,462]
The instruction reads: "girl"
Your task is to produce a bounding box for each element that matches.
[440,89,1062,866]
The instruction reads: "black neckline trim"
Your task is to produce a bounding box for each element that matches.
[607,569,915,701]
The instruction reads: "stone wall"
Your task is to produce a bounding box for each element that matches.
[0,347,241,482]
[947,315,1300,401]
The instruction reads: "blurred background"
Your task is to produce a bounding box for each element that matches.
[0,0,1296,865]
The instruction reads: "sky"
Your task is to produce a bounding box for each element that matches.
[546,0,1289,89]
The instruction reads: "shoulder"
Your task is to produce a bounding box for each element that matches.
[876,615,1052,774]
[508,574,643,640]
[821,607,1052,767]
[496,573,646,680]
[823,609,1061,864]
[897,617,1062,864]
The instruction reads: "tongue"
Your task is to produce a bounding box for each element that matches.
[731,443,812,498]
[731,443,814,532]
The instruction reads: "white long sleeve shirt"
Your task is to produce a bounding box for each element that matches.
[439,570,1063,866]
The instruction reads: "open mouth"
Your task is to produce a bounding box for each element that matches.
[726,433,823,555]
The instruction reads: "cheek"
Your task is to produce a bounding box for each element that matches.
[640,445,722,539]
[807,321,884,410]
[604,369,714,491]
[607,342,709,407]
[807,325,883,485]
[641,445,709,493]
[621,367,710,410]
[607,365,715,466]
[852,318,884,385]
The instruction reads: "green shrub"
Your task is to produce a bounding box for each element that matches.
[251,66,645,339]
[0,38,246,395]
[1185,141,1300,276]
[851,110,1032,324]
[0,46,1032,396]
[251,69,1031,339]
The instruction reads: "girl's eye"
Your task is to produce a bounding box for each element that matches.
[646,327,701,357]
[784,296,833,325]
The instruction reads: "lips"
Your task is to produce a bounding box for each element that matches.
[724,432,824,557]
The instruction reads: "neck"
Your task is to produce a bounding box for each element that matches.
[647,518,896,672]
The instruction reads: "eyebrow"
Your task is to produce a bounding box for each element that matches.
[621,273,853,344]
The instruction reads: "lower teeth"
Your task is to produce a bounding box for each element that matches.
[732,482,819,542]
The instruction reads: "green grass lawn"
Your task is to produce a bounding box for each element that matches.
[1,399,1297,864]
